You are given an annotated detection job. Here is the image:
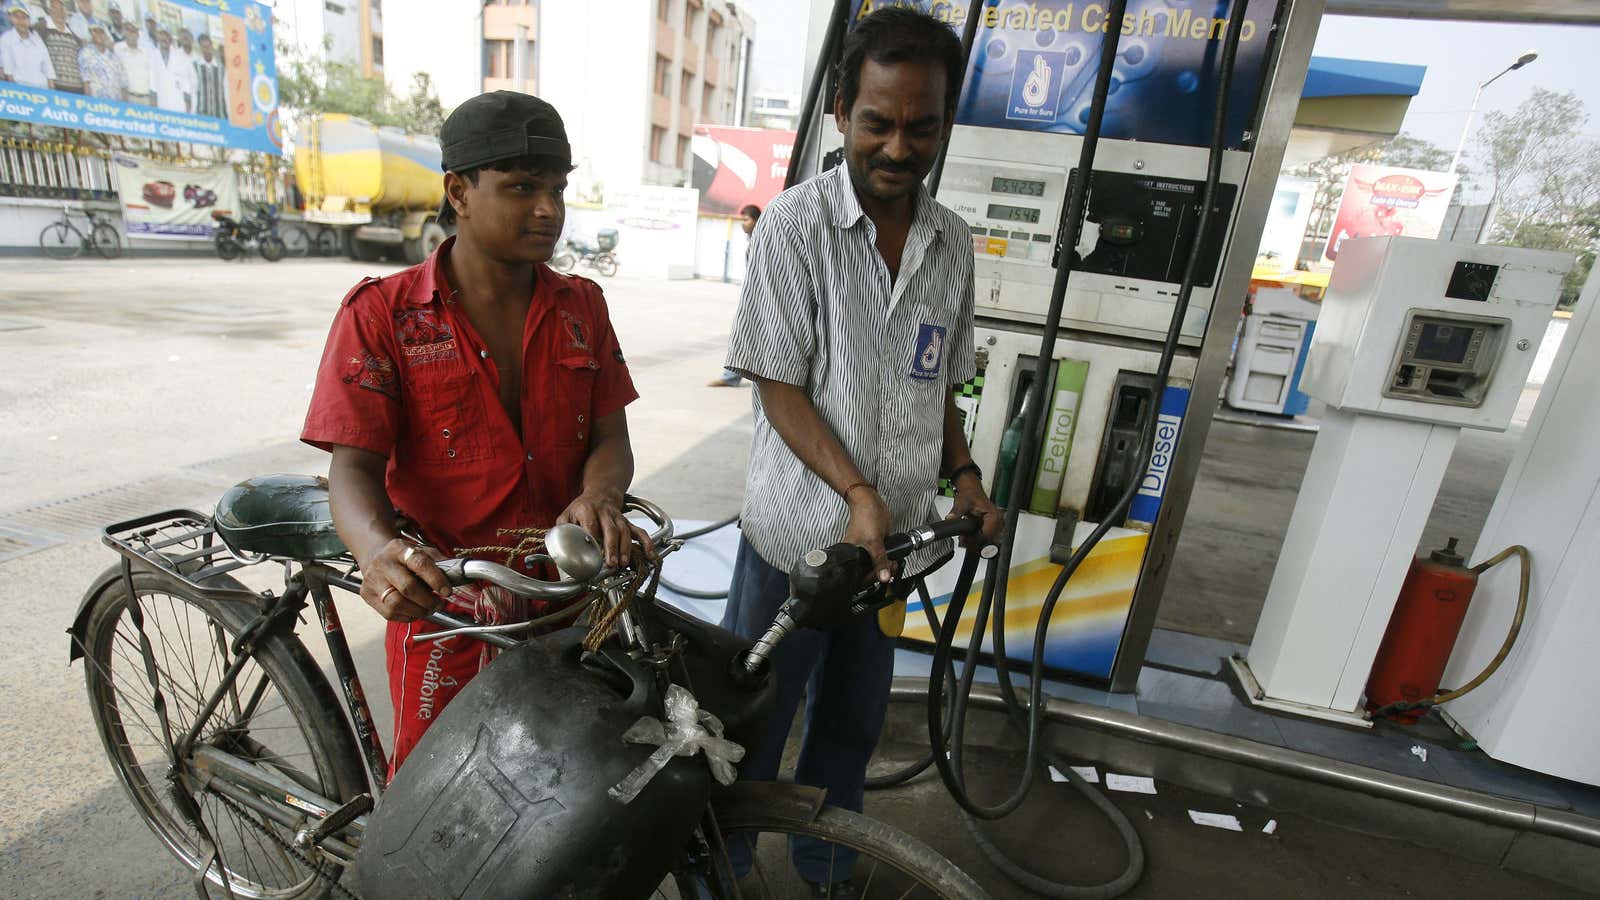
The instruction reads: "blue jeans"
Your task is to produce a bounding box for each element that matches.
[720,537,896,885]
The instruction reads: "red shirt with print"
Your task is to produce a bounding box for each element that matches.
[301,236,638,562]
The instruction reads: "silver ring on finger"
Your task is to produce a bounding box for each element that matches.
[402,545,417,565]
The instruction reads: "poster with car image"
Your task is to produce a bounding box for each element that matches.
[0,0,280,153]
[112,152,238,238]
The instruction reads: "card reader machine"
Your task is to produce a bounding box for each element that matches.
[1235,236,1573,722]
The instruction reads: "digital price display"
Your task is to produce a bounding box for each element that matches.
[992,176,1046,197]
[987,203,1041,224]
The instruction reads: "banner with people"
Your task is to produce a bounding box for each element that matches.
[112,151,238,238]
[0,0,280,153]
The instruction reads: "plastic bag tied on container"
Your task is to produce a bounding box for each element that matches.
[608,683,745,804]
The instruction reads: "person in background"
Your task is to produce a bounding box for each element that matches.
[706,203,763,388]
[62,0,85,39]
[0,2,55,89]
[148,26,185,111]
[141,11,155,44]
[106,2,125,43]
[172,27,195,111]
[192,31,223,118]
[77,18,125,100]
[40,0,84,93]
[718,8,1002,895]
[114,19,150,103]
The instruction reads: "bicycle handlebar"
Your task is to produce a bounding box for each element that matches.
[418,496,674,643]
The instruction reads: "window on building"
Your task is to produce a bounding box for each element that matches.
[323,1,345,13]
[484,39,511,79]
[702,82,714,114]
[651,126,668,164]
[371,36,383,67]
[684,5,699,38]
[657,0,670,23]
[707,19,722,51]
[677,135,691,168]
[653,55,672,97]
[680,70,694,102]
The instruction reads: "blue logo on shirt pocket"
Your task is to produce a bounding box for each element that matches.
[910,323,946,381]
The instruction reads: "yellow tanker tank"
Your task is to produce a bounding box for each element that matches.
[294,113,447,263]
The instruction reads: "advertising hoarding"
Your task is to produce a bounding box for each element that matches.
[0,0,281,153]
[849,0,1277,149]
[1321,163,1457,265]
[690,124,794,217]
[111,152,238,238]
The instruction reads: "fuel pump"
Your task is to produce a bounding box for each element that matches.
[774,0,1326,896]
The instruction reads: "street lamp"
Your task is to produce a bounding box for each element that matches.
[1449,50,1539,175]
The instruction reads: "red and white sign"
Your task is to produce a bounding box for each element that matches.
[1323,164,1457,265]
[690,125,795,217]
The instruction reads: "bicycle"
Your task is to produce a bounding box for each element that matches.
[551,228,620,278]
[71,475,989,898]
[39,204,123,260]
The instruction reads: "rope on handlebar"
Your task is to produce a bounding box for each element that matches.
[453,526,550,566]
[581,543,657,653]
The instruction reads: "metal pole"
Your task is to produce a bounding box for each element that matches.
[785,0,851,190]
[925,0,987,199]
[513,22,529,94]
[1449,80,1487,175]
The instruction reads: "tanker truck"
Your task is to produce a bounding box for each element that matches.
[293,113,448,265]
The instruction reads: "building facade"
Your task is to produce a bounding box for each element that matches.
[277,0,385,78]
[747,90,800,132]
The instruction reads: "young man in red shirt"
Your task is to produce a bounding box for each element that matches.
[302,92,648,774]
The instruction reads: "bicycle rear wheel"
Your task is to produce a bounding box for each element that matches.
[703,782,989,899]
[40,221,81,259]
[313,227,341,257]
[78,566,365,899]
[92,222,123,259]
[260,236,288,262]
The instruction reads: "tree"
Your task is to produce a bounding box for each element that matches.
[275,38,449,137]
[1289,132,1456,263]
[1473,89,1599,306]
[391,73,448,138]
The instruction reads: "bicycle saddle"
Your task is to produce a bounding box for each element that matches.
[213,474,348,560]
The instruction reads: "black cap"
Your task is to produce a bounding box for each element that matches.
[439,91,571,174]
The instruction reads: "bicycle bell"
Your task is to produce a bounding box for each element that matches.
[545,522,605,581]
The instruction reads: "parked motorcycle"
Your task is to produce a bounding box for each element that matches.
[211,205,287,262]
[551,227,619,278]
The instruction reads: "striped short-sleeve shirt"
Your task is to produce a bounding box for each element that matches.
[726,163,976,577]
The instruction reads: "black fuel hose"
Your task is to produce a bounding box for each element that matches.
[921,1,1254,890]
[659,515,742,600]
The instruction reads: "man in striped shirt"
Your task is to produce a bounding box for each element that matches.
[721,8,1001,895]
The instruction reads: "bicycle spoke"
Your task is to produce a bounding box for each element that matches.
[861,859,879,897]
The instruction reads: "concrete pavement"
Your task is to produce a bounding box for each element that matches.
[0,256,1523,895]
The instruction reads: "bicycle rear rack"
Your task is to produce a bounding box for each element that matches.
[102,510,251,591]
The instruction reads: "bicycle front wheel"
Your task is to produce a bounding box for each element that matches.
[78,566,365,899]
[92,222,123,259]
[706,782,990,899]
[40,221,81,259]
[595,253,619,277]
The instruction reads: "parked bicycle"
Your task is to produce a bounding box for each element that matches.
[72,478,987,898]
[551,227,620,277]
[212,205,288,262]
[38,205,122,260]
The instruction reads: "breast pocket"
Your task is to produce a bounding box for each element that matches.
[405,370,490,463]
[552,354,599,447]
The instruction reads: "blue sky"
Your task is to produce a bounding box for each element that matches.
[1312,15,1600,200]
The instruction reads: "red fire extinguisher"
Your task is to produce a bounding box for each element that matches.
[1366,538,1479,723]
